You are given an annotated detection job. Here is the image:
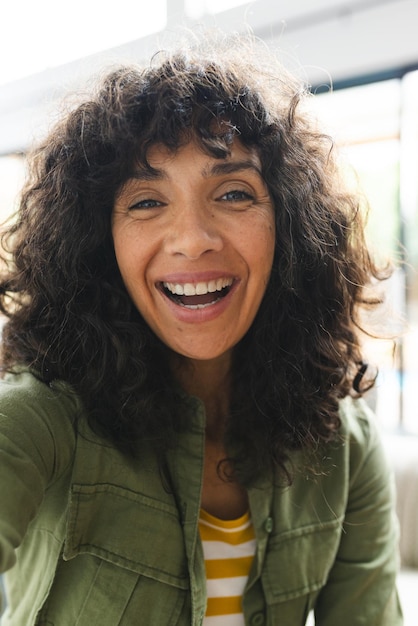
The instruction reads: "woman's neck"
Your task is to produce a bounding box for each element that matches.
[171,352,233,439]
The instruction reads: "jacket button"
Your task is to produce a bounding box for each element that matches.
[250,611,265,625]
[264,516,273,533]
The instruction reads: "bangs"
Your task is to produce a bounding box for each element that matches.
[116,57,273,170]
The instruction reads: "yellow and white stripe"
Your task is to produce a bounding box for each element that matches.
[199,508,256,625]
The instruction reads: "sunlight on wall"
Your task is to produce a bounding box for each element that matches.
[1,0,167,86]
[0,156,25,224]
[185,0,248,20]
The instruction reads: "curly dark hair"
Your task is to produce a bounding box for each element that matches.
[0,33,387,483]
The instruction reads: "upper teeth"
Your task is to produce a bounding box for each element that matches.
[163,278,233,296]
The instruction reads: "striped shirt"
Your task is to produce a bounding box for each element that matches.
[199,508,257,625]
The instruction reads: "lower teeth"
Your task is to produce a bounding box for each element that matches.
[180,298,221,310]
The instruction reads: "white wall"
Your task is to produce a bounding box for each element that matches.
[0,0,417,153]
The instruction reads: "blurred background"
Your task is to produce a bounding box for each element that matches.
[0,0,417,622]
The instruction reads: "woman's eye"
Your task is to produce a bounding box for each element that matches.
[129,198,162,210]
[220,190,254,202]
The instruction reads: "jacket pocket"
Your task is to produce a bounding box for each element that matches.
[64,482,189,588]
[261,518,343,625]
[36,482,190,625]
[36,555,188,626]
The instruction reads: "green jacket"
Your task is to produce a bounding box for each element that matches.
[0,370,402,625]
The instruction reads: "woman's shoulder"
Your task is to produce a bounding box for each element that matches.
[338,394,380,441]
[0,367,81,471]
[0,366,81,416]
[337,394,390,476]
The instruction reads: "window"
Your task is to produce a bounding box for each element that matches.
[314,73,418,434]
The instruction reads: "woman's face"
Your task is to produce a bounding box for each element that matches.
[112,139,275,363]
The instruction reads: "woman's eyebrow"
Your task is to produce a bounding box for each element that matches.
[127,160,262,182]
[203,160,263,178]
[130,167,166,181]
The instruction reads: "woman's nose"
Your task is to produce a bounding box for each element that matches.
[164,204,224,259]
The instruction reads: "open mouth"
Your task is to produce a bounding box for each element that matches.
[160,277,234,309]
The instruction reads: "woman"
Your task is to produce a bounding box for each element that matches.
[0,33,402,625]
